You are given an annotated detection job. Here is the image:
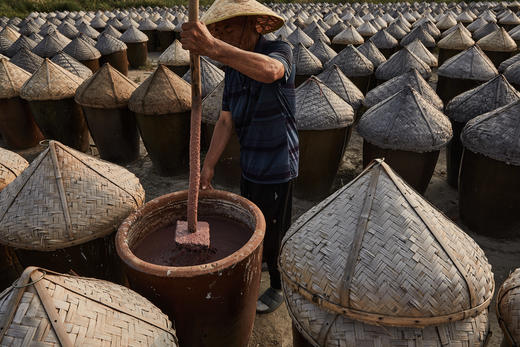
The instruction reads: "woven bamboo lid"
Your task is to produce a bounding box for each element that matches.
[202,80,224,125]
[32,31,70,58]
[20,58,83,101]
[401,26,436,48]
[500,11,520,25]
[316,65,364,111]
[325,21,347,39]
[295,76,354,130]
[437,45,498,81]
[365,69,443,110]
[157,19,176,31]
[0,58,32,99]
[467,17,487,33]
[446,75,520,123]
[386,22,408,40]
[0,267,178,346]
[6,35,36,58]
[57,22,79,39]
[182,57,224,98]
[0,147,28,192]
[76,63,138,109]
[95,33,127,55]
[375,47,431,81]
[120,25,148,43]
[10,47,43,74]
[0,34,14,57]
[473,22,500,41]
[325,44,374,77]
[358,86,452,152]
[307,26,331,46]
[477,27,517,52]
[158,39,190,66]
[437,26,475,50]
[129,64,191,115]
[0,141,145,251]
[331,25,364,45]
[279,159,494,327]
[90,16,106,30]
[436,13,457,30]
[357,21,378,37]
[496,268,520,346]
[287,27,314,47]
[308,39,337,64]
[50,52,92,80]
[461,99,520,166]
[63,37,101,61]
[293,43,323,76]
[78,33,97,47]
[406,39,438,67]
[139,18,158,31]
[370,29,399,49]
[101,25,122,40]
[358,40,386,67]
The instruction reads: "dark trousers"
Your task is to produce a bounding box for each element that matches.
[240,177,293,290]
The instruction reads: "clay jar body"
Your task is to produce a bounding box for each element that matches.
[436,76,483,105]
[100,50,129,76]
[295,127,351,200]
[157,31,175,52]
[29,98,90,152]
[80,58,100,73]
[446,120,465,188]
[126,42,148,68]
[459,149,520,238]
[0,96,43,149]
[167,64,190,77]
[362,140,439,194]
[116,189,266,347]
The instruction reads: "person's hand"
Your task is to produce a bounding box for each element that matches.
[200,164,215,190]
[180,21,217,57]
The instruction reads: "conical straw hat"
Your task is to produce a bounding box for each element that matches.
[200,0,284,34]
[280,159,494,327]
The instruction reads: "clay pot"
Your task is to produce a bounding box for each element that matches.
[142,29,158,51]
[116,189,266,347]
[126,42,148,68]
[459,149,520,238]
[436,76,483,105]
[0,97,43,149]
[158,30,175,51]
[100,50,129,76]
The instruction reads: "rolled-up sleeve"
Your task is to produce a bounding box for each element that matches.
[268,42,293,84]
[221,77,230,112]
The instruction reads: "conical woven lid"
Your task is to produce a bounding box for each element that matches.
[462,99,520,166]
[307,26,331,45]
[358,40,386,67]
[332,25,364,45]
[0,33,14,57]
[370,29,398,49]
[293,43,323,76]
[446,75,520,123]
[436,13,457,30]
[57,21,79,39]
[375,47,431,81]
[437,45,498,81]
[102,25,122,39]
[357,21,378,37]
[20,58,84,101]
[120,25,148,43]
[202,80,224,125]
[0,58,32,99]
[295,76,354,130]
[287,27,314,47]
[1,26,20,43]
[325,21,347,39]
[308,39,337,64]
[473,22,500,41]
[50,52,92,80]
[182,57,224,98]
[365,69,442,110]
[325,44,374,77]
[406,39,438,67]
[437,26,475,50]
[0,141,145,250]
[0,267,178,346]
[78,23,99,39]
[279,159,494,327]
[10,47,43,74]
[496,268,520,346]
[90,16,106,29]
[0,147,28,191]
[467,17,487,33]
[386,22,408,40]
[400,25,436,48]
[106,18,124,31]
[129,64,191,115]
[499,53,520,73]
[75,63,137,109]
[32,31,69,58]
[358,86,452,152]
[138,18,158,31]
[63,37,101,61]
[158,39,189,66]
[157,19,175,31]
[316,65,364,110]
[500,11,520,25]
[457,11,475,23]
[6,35,37,58]
[477,27,517,52]
[95,33,127,55]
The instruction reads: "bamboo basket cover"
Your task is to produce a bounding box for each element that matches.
[325,45,374,77]
[370,29,399,49]
[158,40,190,66]
[308,39,337,65]
[473,23,500,42]
[90,16,106,29]
[497,268,520,346]
[0,147,28,192]
[316,64,364,111]
[499,54,520,73]
[0,58,31,99]
[331,25,364,45]
[295,76,354,131]
[95,33,127,56]
[437,45,498,81]
[477,28,517,52]
[78,23,100,40]
[293,43,323,76]
[120,26,148,43]
[357,21,378,37]
[58,22,79,40]
[375,47,432,81]
[446,75,520,123]
[307,26,331,46]
[325,22,346,40]
[436,13,457,31]
[284,283,490,347]
[102,25,123,40]
[50,52,93,80]
[138,18,158,31]
[358,40,386,68]
[157,19,176,32]
[202,80,224,125]
[0,267,178,346]
[10,47,43,74]
[129,64,191,115]
[182,57,224,99]
[75,63,138,109]
[63,37,101,61]
[401,26,436,48]
[406,39,438,67]
[437,27,475,50]
[287,27,314,47]
[6,35,37,59]
[0,140,145,251]
[279,160,494,327]
[32,31,70,58]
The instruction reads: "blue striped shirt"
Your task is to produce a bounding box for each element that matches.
[222,37,299,184]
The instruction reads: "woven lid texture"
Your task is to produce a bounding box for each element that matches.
[279,159,494,327]
[499,53,520,73]
[202,80,224,125]
[406,39,437,67]
[358,86,452,152]
[0,147,28,191]
[75,63,138,108]
[95,33,127,55]
[0,58,32,99]
[370,29,399,49]
[120,25,148,43]
[288,27,314,47]
[332,25,364,45]
[182,57,224,98]
[32,31,69,58]
[158,39,190,66]
[437,26,475,50]
[496,268,520,346]
[293,43,323,75]
[50,52,92,80]
[0,267,178,346]
[309,39,337,64]
[375,47,431,81]
[63,37,101,61]
[477,27,517,52]
[325,44,374,77]
[316,65,364,110]
[358,40,386,67]
[102,25,122,39]
[0,141,145,251]
[437,45,498,81]
[10,47,44,74]
[6,35,37,58]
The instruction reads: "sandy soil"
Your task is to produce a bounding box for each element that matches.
[9,53,519,347]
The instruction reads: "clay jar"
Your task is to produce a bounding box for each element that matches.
[75,63,140,164]
[129,64,191,176]
[20,59,90,152]
[0,58,43,149]
[437,26,475,66]
[116,189,266,347]
[358,86,453,194]
[156,19,176,51]
[120,26,149,69]
[294,77,355,201]
[95,33,129,76]
[476,28,517,68]
[139,19,158,52]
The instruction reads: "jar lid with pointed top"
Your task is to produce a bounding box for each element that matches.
[438,45,498,81]
[376,47,431,81]
[316,64,364,110]
[50,52,92,80]
[0,58,32,99]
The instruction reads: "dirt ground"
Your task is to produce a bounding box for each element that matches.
[9,53,520,346]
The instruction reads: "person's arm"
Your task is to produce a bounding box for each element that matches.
[180,22,284,84]
[200,110,233,189]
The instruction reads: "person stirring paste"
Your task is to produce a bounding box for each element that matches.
[181,0,298,313]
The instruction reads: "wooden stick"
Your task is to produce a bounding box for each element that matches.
[187,0,202,233]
